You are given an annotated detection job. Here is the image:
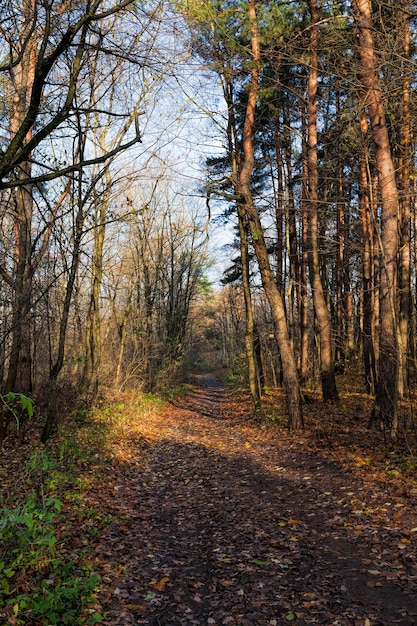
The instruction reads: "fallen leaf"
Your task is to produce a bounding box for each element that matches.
[150,576,169,591]
[144,592,156,601]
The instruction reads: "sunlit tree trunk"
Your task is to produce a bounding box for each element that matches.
[114,289,133,390]
[240,0,303,429]
[224,74,262,411]
[397,4,411,398]
[353,0,399,433]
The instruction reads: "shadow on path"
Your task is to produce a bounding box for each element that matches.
[99,379,417,626]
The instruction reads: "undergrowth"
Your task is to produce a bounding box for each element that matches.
[0,391,165,626]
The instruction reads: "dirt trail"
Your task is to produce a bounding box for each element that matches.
[98,377,417,626]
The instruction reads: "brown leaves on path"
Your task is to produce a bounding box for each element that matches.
[91,376,417,625]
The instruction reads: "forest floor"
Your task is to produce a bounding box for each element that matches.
[2,373,417,625]
[95,374,417,626]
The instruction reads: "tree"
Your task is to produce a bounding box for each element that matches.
[238,0,303,429]
[0,0,142,188]
[103,172,211,392]
[0,0,146,397]
[306,0,338,401]
[176,0,303,427]
[353,0,400,433]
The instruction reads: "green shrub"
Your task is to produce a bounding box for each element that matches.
[0,465,102,624]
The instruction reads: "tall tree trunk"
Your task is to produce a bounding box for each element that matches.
[299,112,310,382]
[6,175,34,395]
[274,124,284,293]
[238,209,263,411]
[283,119,300,360]
[240,0,303,429]
[359,111,377,394]
[224,75,262,411]
[110,274,134,390]
[335,145,344,371]
[353,0,400,433]
[306,0,338,401]
[4,2,37,394]
[397,4,411,398]
[81,182,109,396]
[42,196,85,442]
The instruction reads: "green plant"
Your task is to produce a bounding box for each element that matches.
[163,385,191,400]
[0,494,102,625]
[1,392,34,427]
[0,494,61,592]
[197,362,215,373]
[223,369,239,385]
[0,392,34,447]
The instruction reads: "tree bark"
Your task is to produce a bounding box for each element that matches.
[299,113,310,383]
[240,0,303,429]
[359,111,377,394]
[397,3,411,398]
[353,0,399,432]
[306,0,338,401]
[4,1,37,394]
[223,70,262,412]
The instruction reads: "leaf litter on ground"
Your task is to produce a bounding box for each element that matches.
[1,374,417,625]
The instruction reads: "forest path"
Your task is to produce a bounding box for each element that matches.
[98,377,417,625]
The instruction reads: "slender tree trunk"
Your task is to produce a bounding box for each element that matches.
[284,120,300,360]
[343,205,354,355]
[82,182,109,396]
[240,0,303,429]
[238,209,262,411]
[224,75,262,411]
[397,5,411,398]
[115,308,130,390]
[335,147,344,372]
[371,173,380,368]
[359,111,377,394]
[306,0,338,401]
[299,113,310,382]
[274,125,284,293]
[42,197,85,442]
[353,0,400,433]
